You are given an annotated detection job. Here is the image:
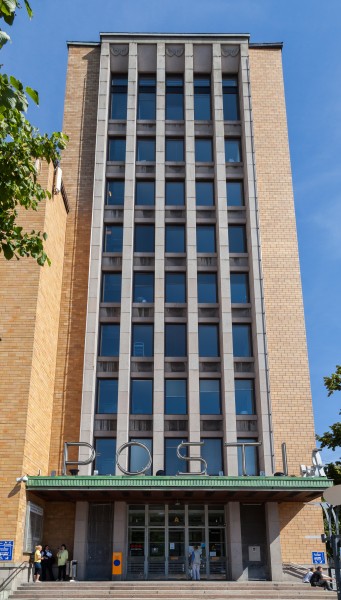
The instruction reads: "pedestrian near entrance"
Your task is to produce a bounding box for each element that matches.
[192,545,202,581]
[41,545,55,581]
[310,566,333,591]
[33,545,42,583]
[56,544,68,581]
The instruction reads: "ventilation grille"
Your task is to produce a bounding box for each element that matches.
[232,307,251,318]
[165,209,186,219]
[104,208,124,221]
[165,257,186,267]
[199,361,221,373]
[100,306,121,319]
[131,361,154,373]
[136,165,155,175]
[164,420,188,432]
[95,419,117,432]
[129,419,153,432]
[197,256,217,267]
[201,420,223,431]
[165,307,186,318]
[132,306,154,318]
[228,209,246,221]
[234,361,254,373]
[237,419,258,432]
[97,360,119,374]
[164,361,187,373]
[135,208,155,219]
[229,256,248,267]
[134,256,155,267]
[196,209,216,220]
[198,307,219,318]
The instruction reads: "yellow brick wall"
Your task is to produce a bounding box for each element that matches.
[42,502,76,558]
[49,45,100,472]
[249,48,324,563]
[0,162,67,560]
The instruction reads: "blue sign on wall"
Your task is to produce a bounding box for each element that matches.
[312,551,326,564]
[0,541,14,561]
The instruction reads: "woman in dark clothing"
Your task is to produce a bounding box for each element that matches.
[41,545,55,581]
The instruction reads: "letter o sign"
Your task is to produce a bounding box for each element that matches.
[116,441,152,475]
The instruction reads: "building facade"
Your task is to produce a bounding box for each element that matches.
[0,33,331,582]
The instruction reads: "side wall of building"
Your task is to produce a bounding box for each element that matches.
[249,47,324,564]
[0,162,67,561]
[49,45,100,474]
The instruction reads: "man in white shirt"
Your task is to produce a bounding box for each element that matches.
[192,545,202,581]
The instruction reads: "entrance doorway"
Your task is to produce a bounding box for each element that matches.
[127,504,227,580]
[86,504,113,580]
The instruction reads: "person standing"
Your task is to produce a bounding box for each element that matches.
[192,545,202,581]
[56,544,68,581]
[33,545,42,583]
[41,545,55,581]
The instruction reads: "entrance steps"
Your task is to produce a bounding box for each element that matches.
[9,581,336,600]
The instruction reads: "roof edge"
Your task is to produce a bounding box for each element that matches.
[100,32,250,39]
[67,41,100,47]
[250,42,283,49]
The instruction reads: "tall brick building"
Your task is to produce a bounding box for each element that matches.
[0,33,331,582]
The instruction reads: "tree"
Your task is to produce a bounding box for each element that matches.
[0,1,68,266]
[316,365,341,453]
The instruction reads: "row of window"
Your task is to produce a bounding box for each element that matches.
[111,75,239,122]
[107,180,244,207]
[103,272,249,304]
[97,378,255,415]
[95,437,257,477]
[104,224,247,254]
[100,323,252,358]
[109,137,241,164]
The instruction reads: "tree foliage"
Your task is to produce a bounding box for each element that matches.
[0,0,68,266]
[316,365,341,453]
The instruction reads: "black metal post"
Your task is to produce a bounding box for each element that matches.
[331,534,341,600]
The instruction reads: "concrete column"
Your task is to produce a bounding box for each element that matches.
[239,43,274,475]
[79,42,111,471]
[73,501,89,580]
[226,502,245,580]
[212,43,238,475]
[265,502,283,581]
[112,501,128,579]
[116,43,138,472]
[153,43,165,473]
[185,44,201,467]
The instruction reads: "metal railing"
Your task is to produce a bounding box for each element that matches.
[0,561,30,593]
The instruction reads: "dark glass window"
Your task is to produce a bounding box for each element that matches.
[235,379,255,415]
[194,77,211,120]
[134,225,155,253]
[133,272,154,303]
[197,273,217,303]
[201,439,223,475]
[225,139,241,163]
[165,324,187,357]
[165,181,185,206]
[131,379,153,414]
[197,225,216,253]
[198,324,219,357]
[99,324,120,356]
[166,76,184,120]
[132,324,154,357]
[108,138,126,161]
[102,273,122,303]
[136,181,155,206]
[95,439,116,475]
[195,138,213,162]
[165,438,187,475]
[111,75,128,120]
[230,273,249,303]
[165,272,186,303]
[200,380,221,415]
[97,379,118,414]
[138,77,156,120]
[237,438,258,476]
[130,438,152,475]
[165,225,185,253]
[166,138,184,162]
[106,180,125,205]
[137,138,156,162]
[222,77,239,121]
[165,380,187,415]
[226,181,244,206]
[232,324,252,357]
[196,181,214,206]
[228,225,247,253]
[104,226,123,253]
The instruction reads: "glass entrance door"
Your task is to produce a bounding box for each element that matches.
[148,529,165,578]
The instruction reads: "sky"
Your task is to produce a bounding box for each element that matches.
[2,0,340,464]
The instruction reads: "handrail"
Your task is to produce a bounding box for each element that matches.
[0,561,30,592]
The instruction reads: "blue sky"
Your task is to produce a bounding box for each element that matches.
[2,0,340,463]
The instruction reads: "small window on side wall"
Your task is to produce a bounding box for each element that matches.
[111,75,128,120]
[165,379,187,415]
[226,181,244,206]
[104,226,123,253]
[134,225,155,253]
[222,77,239,121]
[133,272,154,303]
[102,273,122,303]
[106,180,125,205]
[136,181,155,206]
[97,379,118,414]
[108,138,126,161]
[225,139,241,163]
[235,379,255,415]
[228,225,247,253]
[131,379,153,415]
[196,181,214,206]
[165,181,185,206]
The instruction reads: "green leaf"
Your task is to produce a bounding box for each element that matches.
[25,86,39,105]
[10,75,23,91]
[2,243,14,260]
[0,29,10,48]
[0,0,17,17]
[24,0,33,18]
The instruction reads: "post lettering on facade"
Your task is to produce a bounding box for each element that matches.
[300,448,326,478]
[62,442,96,476]
[176,441,208,475]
